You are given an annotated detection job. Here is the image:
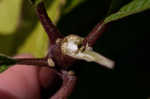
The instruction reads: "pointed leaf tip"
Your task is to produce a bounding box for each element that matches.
[104,0,150,24]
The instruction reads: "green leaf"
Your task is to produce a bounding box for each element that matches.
[17,24,48,57]
[0,0,22,55]
[107,0,125,14]
[0,65,8,73]
[104,0,150,24]
[0,35,14,55]
[0,0,22,34]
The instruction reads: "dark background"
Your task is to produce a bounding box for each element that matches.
[57,0,150,99]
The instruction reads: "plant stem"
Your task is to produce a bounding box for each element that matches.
[15,58,49,67]
[83,21,108,47]
[36,2,63,44]
[51,71,77,99]
[35,2,109,99]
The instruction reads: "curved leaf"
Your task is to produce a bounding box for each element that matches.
[104,0,150,24]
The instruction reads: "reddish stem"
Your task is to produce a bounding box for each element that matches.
[51,71,77,99]
[36,2,63,44]
[34,2,108,99]
[15,58,49,67]
[83,21,108,47]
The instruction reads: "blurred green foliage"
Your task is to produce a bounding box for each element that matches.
[0,0,22,33]
[0,65,8,72]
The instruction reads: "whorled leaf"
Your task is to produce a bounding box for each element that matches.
[104,0,150,24]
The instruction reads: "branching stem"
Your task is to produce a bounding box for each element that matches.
[51,71,77,99]
[36,2,63,44]
[83,21,108,47]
